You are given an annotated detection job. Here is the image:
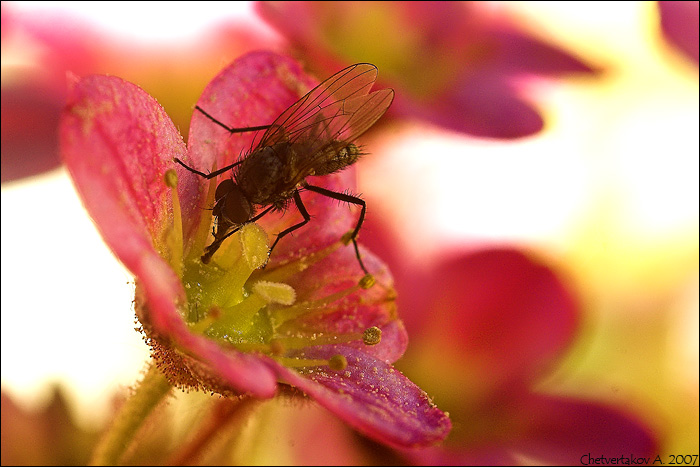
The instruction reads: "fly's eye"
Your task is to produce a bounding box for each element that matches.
[215,179,235,201]
[222,185,252,224]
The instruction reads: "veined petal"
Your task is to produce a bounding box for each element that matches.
[268,346,451,448]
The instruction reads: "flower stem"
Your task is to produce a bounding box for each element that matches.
[90,364,172,466]
[166,396,261,465]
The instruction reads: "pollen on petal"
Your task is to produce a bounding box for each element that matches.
[253,280,296,305]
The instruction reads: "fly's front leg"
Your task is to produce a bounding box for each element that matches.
[173,106,274,177]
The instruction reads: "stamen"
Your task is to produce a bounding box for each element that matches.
[240,224,270,270]
[273,357,330,368]
[359,274,375,289]
[267,327,381,350]
[328,354,348,371]
[272,354,347,370]
[189,167,219,263]
[164,169,184,276]
[250,238,343,284]
[362,326,382,346]
[269,280,365,326]
[253,281,296,305]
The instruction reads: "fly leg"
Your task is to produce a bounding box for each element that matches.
[303,184,369,276]
[174,157,243,179]
[173,106,274,177]
[201,205,276,264]
[265,190,311,266]
[194,105,272,135]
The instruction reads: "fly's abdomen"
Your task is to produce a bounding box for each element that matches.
[313,142,361,176]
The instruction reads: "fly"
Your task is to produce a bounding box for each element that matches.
[174,63,394,276]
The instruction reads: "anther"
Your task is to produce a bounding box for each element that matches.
[340,230,353,246]
[164,169,178,188]
[359,274,375,289]
[362,326,382,346]
[253,281,296,305]
[328,354,348,371]
[268,338,285,356]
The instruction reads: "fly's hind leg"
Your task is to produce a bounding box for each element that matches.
[303,184,370,279]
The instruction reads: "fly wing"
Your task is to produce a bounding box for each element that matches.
[257,63,394,156]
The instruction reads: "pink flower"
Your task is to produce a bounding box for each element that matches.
[256,1,600,139]
[361,218,659,464]
[658,1,699,65]
[1,3,279,182]
[59,50,450,448]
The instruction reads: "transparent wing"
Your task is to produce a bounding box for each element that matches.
[256,63,394,155]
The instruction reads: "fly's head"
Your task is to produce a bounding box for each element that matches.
[213,178,254,228]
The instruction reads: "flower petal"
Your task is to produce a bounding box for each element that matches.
[266,243,396,331]
[256,1,600,139]
[659,1,699,65]
[268,346,451,448]
[417,248,580,388]
[60,74,186,270]
[512,394,658,464]
[60,74,278,398]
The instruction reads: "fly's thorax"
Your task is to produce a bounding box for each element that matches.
[313,141,361,176]
[237,144,296,205]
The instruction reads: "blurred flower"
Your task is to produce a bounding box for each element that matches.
[1,387,98,466]
[256,1,600,139]
[658,1,699,65]
[1,3,280,182]
[59,50,450,449]
[361,218,659,464]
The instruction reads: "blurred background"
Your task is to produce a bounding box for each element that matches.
[2,1,697,464]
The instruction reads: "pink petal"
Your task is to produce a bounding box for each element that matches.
[659,1,699,65]
[264,242,396,334]
[397,72,545,139]
[512,394,658,464]
[401,394,658,465]
[268,347,451,448]
[60,75,186,269]
[256,1,599,139]
[60,74,277,397]
[419,248,579,386]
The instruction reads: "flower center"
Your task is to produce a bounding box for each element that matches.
[165,170,382,372]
